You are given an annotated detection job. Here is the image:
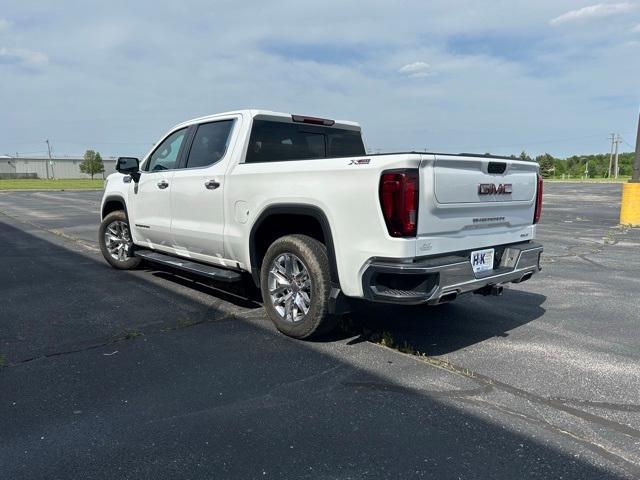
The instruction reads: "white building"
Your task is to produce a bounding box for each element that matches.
[0,156,118,179]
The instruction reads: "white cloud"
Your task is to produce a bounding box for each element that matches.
[632,23,640,32]
[0,47,48,68]
[550,2,636,26]
[0,1,638,158]
[399,61,431,78]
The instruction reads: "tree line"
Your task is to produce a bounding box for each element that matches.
[78,147,635,180]
[507,150,636,179]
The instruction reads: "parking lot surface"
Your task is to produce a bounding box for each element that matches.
[1,184,639,479]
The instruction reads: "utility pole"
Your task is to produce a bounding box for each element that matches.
[619,113,640,225]
[608,133,615,177]
[46,139,54,179]
[614,134,621,179]
[633,113,640,182]
[584,157,589,179]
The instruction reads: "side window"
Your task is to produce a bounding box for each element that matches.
[326,130,365,158]
[185,120,234,168]
[145,128,187,172]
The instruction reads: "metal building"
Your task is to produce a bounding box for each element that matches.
[0,156,118,179]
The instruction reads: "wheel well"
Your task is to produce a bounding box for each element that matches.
[102,197,126,219]
[250,207,339,287]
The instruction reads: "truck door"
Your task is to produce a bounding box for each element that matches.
[169,117,237,262]
[129,127,188,247]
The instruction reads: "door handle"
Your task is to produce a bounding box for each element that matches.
[157,180,169,189]
[204,180,221,190]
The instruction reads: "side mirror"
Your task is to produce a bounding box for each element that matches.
[116,157,140,183]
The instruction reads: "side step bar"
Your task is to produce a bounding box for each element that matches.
[134,249,242,283]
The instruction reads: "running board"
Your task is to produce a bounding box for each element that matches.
[134,250,242,282]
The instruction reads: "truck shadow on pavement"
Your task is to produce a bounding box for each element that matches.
[2,217,629,480]
[143,263,546,358]
[148,269,263,310]
[339,290,547,356]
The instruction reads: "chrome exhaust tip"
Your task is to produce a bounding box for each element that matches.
[512,272,533,284]
[438,291,458,304]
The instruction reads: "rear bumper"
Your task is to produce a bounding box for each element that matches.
[361,241,543,305]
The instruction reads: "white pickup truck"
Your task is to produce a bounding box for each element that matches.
[99,110,543,338]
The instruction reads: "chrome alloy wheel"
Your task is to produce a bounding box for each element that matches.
[104,220,133,262]
[268,253,312,322]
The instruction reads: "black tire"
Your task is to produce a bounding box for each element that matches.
[260,234,337,339]
[98,210,141,270]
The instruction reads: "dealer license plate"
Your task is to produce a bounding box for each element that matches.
[470,248,495,274]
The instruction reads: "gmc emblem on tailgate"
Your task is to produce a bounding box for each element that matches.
[478,183,512,195]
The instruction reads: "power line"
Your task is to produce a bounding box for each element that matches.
[619,136,635,149]
[4,138,153,145]
[441,133,618,152]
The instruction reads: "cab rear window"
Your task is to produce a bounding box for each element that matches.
[245,120,365,163]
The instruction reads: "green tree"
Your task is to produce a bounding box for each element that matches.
[80,149,105,179]
[519,150,532,161]
[94,152,105,179]
[535,153,556,178]
[554,159,567,176]
[587,159,603,178]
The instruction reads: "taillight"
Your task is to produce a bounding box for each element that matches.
[379,169,419,237]
[533,174,543,224]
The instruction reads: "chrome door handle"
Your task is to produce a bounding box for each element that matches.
[204,180,220,190]
[157,180,169,189]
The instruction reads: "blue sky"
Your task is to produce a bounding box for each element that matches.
[1,1,639,159]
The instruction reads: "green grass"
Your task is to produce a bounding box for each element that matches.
[545,176,631,183]
[0,179,104,190]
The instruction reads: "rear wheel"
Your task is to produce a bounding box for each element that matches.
[99,210,141,270]
[260,234,337,339]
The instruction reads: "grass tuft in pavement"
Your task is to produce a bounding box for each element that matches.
[122,329,143,340]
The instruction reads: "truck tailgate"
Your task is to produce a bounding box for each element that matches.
[418,155,539,238]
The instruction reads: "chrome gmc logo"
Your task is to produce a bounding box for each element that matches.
[478,183,513,195]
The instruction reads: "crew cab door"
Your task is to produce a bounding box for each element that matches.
[169,118,237,261]
[129,127,188,247]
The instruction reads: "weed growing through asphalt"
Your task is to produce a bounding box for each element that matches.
[176,318,194,329]
[123,329,142,340]
[337,318,420,357]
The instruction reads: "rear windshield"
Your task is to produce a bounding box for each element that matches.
[245,120,365,163]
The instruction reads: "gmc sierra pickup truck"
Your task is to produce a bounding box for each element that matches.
[99,110,543,339]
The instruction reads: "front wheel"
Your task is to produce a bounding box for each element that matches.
[99,210,141,270]
[260,234,338,339]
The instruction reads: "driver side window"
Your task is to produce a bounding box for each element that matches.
[145,128,187,172]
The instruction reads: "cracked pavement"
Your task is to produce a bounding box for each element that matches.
[1,184,639,479]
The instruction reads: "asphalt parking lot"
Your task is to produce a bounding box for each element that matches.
[1,184,639,479]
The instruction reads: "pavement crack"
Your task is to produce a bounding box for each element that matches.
[343,381,493,398]
[413,355,640,440]
[1,313,241,369]
[459,397,640,479]
[4,336,133,368]
[0,209,98,252]
[550,397,640,413]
